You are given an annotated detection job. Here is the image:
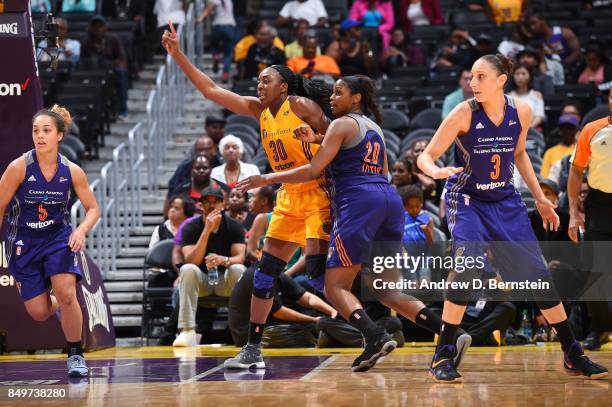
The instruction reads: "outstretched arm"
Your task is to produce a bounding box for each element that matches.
[237,118,353,190]
[162,21,264,118]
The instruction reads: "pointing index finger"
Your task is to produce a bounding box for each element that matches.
[168,20,176,35]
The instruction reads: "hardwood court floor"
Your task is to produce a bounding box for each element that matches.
[0,343,610,406]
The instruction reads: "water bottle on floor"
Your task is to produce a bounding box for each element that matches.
[207,253,219,286]
[519,309,532,340]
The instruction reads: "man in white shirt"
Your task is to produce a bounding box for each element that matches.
[277,0,328,27]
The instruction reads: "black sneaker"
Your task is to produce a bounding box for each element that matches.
[430,344,462,383]
[351,331,397,372]
[583,331,610,351]
[564,341,609,379]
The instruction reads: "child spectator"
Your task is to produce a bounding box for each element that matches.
[399,185,434,283]
[149,195,196,249]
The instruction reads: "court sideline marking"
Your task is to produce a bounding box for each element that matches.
[181,363,225,384]
[300,355,340,381]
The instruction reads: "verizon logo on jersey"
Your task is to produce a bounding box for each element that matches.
[476,181,506,190]
[26,219,55,229]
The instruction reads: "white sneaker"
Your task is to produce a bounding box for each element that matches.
[173,330,198,347]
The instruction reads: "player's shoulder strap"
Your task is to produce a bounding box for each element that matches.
[23,150,35,165]
[507,95,516,109]
[467,98,481,112]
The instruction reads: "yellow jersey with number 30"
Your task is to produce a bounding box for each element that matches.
[260,97,322,191]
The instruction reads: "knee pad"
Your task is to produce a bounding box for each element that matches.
[252,252,287,299]
[306,254,327,291]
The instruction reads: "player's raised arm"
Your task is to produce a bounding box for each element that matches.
[162,20,264,118]
[417,102,470,179]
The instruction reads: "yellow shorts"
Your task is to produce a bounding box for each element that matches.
[266,181,331,246]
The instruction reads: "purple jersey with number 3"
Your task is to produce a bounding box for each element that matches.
[445,96,521,202]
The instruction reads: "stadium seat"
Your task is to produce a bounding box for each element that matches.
[382,129,400,147]
[63,134,87,157]
[59,144,79,164]
[400,128,435,150]
[452,10,493,26]
[410,108,442,131]
[381,110,411,136]
[433,227,448,242]
[581,104,610,126]
[142,240,175,345]
[423,209,441,228]
[226,114,260,132]
[225,123,259,142]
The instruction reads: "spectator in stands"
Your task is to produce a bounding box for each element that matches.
[381,28,425,74]
[399,0,443,32]
[432,28,473,69]
[349,0,395,49]
[249,186,275,215]
[168,135,222,197]
[38,18,80,67]
[154,0,186,52]
[210,135,260,189]
[583,0,612,9]
[227,189,253,228]
[229,267,336,347]
[526,9,581,65]
[241,24,286,80]
[459,301,517,346]
[577,45,612,86]
[516,45,556,96]
[486,0,526,26]
[277,0,328,27]
[560,101,582,123]
[234,20,285,64]
[442,70,473,119]
[31,0,51,12]
[461,33,494,71]
[149,195,196,249]
[61,0,96,12]
[392,158,416,189]
[508,64,546,130]
[331,19,376,77]
[399,185,433,283]
[541,114,578,179]
[166,156,220,214]
[197,0,237,84]
[287,32,341,80]
[173,186,246,347]
[529,179,571,241]
[82,15,130,119]
[285,20,320,59]
[204,113,227,145]
[404,140,437,196]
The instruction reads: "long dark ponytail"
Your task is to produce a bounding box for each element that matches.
[339,75,382,124]
[270,65,334,119]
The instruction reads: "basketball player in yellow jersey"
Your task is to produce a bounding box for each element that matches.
[163,22,332,368]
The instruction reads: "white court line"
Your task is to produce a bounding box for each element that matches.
[300,355,339,381]
[181,363,225,384]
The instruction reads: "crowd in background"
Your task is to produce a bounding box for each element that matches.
[33,0,612,350]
